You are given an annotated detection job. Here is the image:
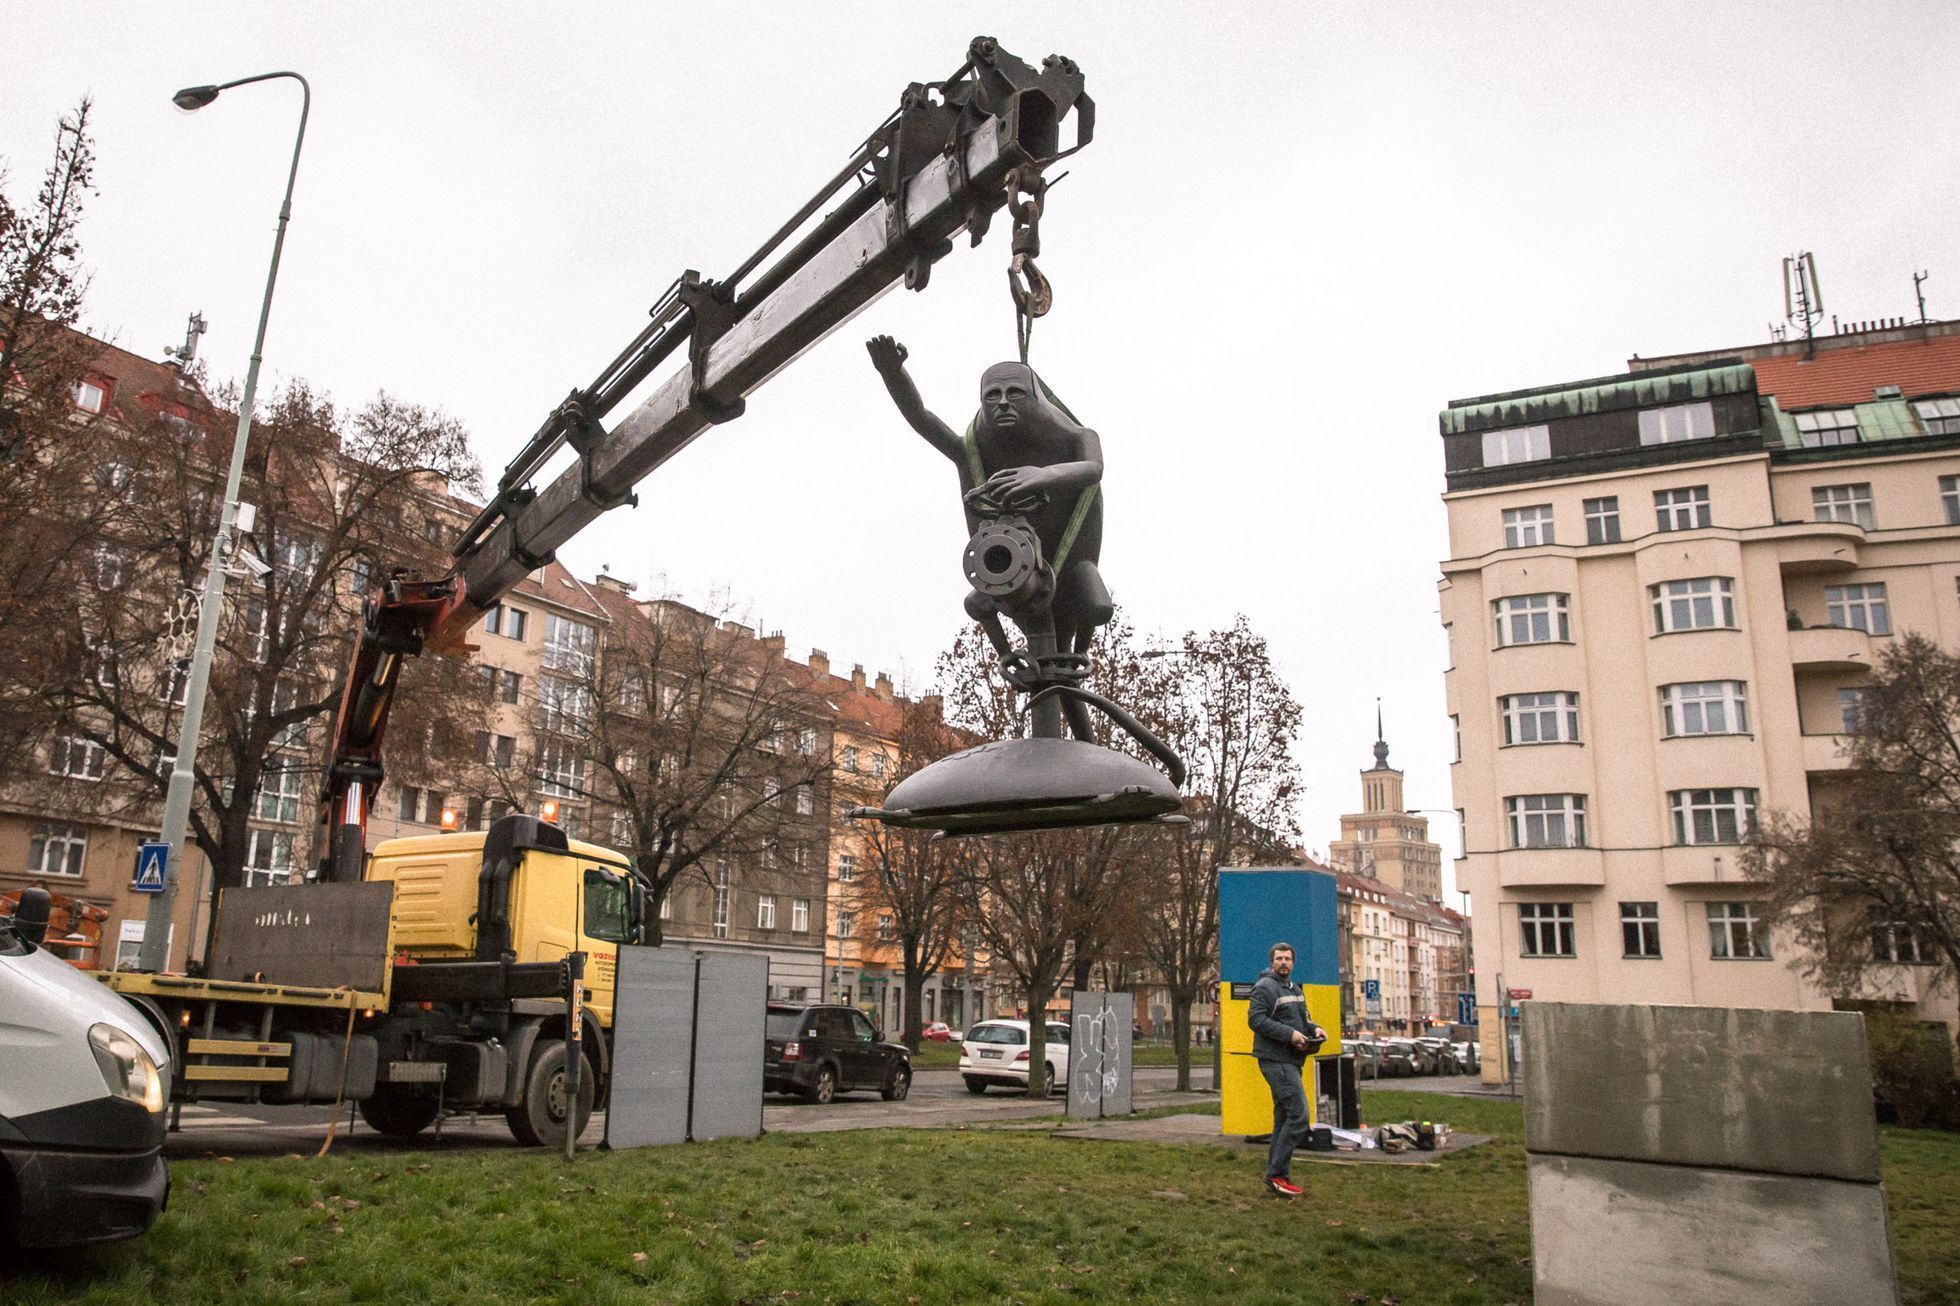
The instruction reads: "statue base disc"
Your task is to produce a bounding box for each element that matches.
[850,736,1185,837]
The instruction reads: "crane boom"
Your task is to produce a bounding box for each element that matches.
[320,38,1093,880]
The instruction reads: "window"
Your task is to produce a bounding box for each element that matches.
[1825,583,1890,635]
[1707,901,1770,959]
[1793,408,1860,448]
[93,545,130,591]
[795,727,817,756]
[878,914,895,942]
[1505,794,1587,849]
[1654,486,1712,532]
[29,823,89,876]
[1502,505,1556,547]
[841,745,859,772]
[1659,681,1749,736]
[796,788,814,816]
[542,614,596,675]
[1838,686,1868,733]
[254,756,304,824]
[837,854,855,883]
[273,532,321,588]
[101,459,136,502]
[582,869,632,942]
[1915,397,1960,436]
[712,863,730,939]
[1451,714,1461,762]
[241,597,273,663]
[538,677,592,735]
[871,752,888,779]
[1499,692,1580,745]
[72,377,109,413]
[1870,920,1928,965]
[1583,496,1621,545]
[484,603,529,640]
[1669,788,1757,845]
[1812,483,1874,529]
[536,740,585,798]
[1519,902,1576,957]
[243,829,295,887]
[1650,577,1737,633]
[479,666,522,705]
[1621,902,1662,958]
[480,733,515,768]
[836,909,855,939]
[1493,593,1571,646]
[1638,402,1715,446]
[1942,475,1960,525]
[617,672,646,715]
[757,894,777,930]
[1481,424,1550,466]
[792,897,810,933]
[50,731,107,781]
[609,811,633,847]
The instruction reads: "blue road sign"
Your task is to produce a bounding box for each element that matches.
[133,841,170,894]
[1362,979,1380,1000]
[1457,992,1478,1025]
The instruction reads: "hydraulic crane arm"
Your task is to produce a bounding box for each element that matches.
[320,38,1093,881]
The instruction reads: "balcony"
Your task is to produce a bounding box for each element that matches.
[1768,521,1864,574]
[1787,624,1874,672]
[1496,846,1605,888]
[1801,732,1851,774]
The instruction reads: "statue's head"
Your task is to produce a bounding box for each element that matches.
[979,362,1038,434]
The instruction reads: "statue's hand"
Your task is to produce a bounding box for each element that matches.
[983,465,1054,499]
[866,335,909,375]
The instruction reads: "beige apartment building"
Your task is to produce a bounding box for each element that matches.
[1440,319,1960,1079]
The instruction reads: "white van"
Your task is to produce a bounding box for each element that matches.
[1,889,170,1249]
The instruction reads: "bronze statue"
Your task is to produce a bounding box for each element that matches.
[868,335,1113,740]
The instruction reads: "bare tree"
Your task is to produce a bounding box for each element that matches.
[0,100,123,788]
[843,697,971,1049]
[1131,616,1302,1089]
[520,591,833,945]
[1744,632,1960,1003]
[935,620,1156,1094]
[49,381,481,921]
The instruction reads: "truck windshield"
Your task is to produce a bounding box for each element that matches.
[583,869,633,943]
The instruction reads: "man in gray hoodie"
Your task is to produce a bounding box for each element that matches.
[1247,941,1326,1197]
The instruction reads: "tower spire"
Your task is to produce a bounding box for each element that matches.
[1372,698,1390,770]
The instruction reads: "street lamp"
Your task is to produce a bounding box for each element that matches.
[139,72,311,972]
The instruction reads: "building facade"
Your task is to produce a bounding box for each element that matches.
[1440,318,1960,1079]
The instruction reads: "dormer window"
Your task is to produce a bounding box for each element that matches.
[73,376,110,414]
[1793,408,1860,448]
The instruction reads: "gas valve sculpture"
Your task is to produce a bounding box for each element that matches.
[853,336,1185,836]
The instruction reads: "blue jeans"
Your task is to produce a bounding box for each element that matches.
[1257,1058,1309,1180]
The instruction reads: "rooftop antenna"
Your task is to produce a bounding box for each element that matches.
[1783,253,1823,359]
[1914,270,1930,324]
[165,311,207,369]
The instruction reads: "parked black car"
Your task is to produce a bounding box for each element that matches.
[1380,1039,1423,1076]
[763,1003,912,1104]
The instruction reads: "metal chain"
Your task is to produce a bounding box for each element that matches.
[1005,167,1052,364]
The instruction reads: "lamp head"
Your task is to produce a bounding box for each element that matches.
[172,85,221,112]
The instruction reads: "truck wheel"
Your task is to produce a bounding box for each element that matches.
[881,1066,911,1101]
[358,1089,439,1138]
[804,1064,838,1105]
[506,1043,595,1148]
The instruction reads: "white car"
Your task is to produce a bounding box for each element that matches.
[960,1019,1070,1095]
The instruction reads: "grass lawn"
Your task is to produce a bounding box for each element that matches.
[9,1090,1955,1304]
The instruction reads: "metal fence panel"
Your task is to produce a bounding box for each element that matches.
[689,952,768,1141]
[605,946,698,1149]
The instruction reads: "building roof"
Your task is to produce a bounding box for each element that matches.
[509,558,610,620]
[1748,331,1960,410]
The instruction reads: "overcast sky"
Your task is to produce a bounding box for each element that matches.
[6,3,1957,901]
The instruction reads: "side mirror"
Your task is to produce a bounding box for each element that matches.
[13,887,52,948]
[628,879,647,943]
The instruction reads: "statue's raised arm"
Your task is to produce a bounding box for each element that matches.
[866,335,962,465]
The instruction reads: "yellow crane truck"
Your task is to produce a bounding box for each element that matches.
[99,814,639,1148]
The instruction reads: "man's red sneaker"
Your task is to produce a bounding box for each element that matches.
[1265,1175,1303,1198]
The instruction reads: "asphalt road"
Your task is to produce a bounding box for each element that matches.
[160,1066,1221,1158]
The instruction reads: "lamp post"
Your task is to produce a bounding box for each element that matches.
[139,72,311,971]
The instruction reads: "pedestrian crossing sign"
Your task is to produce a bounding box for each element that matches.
[133,842,170,893]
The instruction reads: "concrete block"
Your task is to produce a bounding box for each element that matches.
[1529,1153,1898,1306]
[1523,1002,1879,1181]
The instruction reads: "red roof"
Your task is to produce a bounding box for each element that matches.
[1749,332,1960,410]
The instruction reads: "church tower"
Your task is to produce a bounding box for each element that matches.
[1329,706,1444,902]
